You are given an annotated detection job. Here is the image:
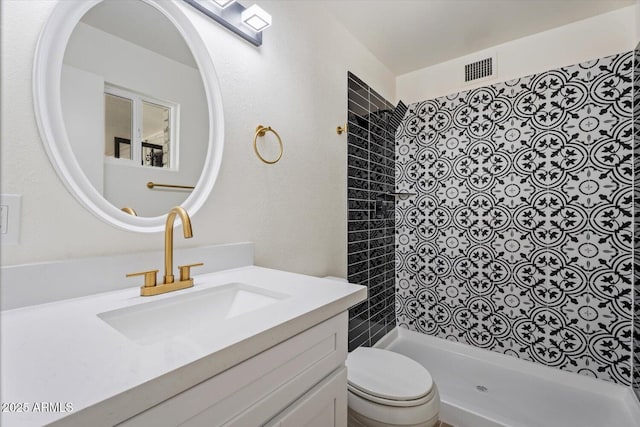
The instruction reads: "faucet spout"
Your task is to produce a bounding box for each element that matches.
[164,206,193,284]
[129,205,202,296]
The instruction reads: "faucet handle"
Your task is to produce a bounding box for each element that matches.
[127,269,159,288]
[178,263,204,282]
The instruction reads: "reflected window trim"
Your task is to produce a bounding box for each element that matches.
[113,136,132,160]
[104,84,179,170]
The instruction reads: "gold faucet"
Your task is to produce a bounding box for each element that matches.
[127,206,203,296]
[164,206,192,285]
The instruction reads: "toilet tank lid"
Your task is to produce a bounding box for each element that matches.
[346,347,433,401]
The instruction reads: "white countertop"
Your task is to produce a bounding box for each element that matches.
[1,266,366,427]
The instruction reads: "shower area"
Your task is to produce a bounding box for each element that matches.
[347,45,640,423]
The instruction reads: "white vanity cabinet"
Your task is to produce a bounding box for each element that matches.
[2,262,366,427]
[264,367,347,427]
[118,312,348,427]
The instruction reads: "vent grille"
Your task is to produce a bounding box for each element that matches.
[465,57,494,82]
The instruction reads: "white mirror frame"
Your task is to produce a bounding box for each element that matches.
[33,0,224,233]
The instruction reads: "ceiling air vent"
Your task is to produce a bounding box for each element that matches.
[464,55,496,83]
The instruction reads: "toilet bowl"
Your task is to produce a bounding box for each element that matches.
[345,347,440,427]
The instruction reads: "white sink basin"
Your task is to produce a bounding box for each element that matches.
[98,283,289,344]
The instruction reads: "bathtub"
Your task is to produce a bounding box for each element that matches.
[374,327,640,427]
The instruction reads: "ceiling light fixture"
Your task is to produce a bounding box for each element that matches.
[183,0,271,47]
[211,0,236,8]
[241,5,272,32]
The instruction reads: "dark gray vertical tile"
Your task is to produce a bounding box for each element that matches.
[347,72,396,349]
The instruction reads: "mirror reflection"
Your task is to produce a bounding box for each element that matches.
[60,0,209,217]
[104,87,174,168]
[141,101,171,168]
[105,93,133,161]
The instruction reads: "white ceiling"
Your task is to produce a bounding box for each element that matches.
[323,0,635,75]
[80,0,634,76]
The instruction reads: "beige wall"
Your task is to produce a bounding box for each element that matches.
[397,6,638,103]
[0,0,395,279]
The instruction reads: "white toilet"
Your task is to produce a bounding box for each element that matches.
[345,347,440,427]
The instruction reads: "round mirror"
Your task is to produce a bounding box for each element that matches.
[33,0,224,233]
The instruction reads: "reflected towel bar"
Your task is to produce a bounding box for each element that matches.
[146,182,195,190]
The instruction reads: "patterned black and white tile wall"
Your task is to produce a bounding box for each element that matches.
[347,72,397,352]
[633,44,640,398]
[396,52,634,385]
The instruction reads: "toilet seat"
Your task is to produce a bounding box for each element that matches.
[348,383,437,407]
[346,347,434,406]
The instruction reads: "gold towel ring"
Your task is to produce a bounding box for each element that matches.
[253,125,283,164]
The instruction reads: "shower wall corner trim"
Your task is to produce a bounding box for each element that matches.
[632,43,640,400]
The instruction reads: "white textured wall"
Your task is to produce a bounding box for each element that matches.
[397,6,638,103]
[0,0,395,279]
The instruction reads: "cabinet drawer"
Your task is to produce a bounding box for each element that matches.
[119,312,347,426]
[265,367,347,427]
